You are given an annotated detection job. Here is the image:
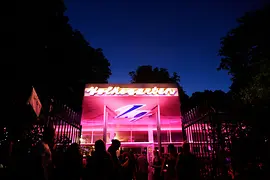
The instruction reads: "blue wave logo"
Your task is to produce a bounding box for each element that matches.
[115,104,152,122]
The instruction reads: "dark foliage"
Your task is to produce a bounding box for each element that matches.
[218,4,270,105]
[2,0,111,111]
[189,90,232,112]
[129,65,190,111]
[217,4,270,178]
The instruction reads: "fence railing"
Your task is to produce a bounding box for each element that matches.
[47,98,82,146]
[182,106,237,179]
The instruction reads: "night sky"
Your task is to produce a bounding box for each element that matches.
[65,0,264,95]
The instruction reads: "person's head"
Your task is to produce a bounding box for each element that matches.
[111,139,121,150]
[182,142,190,154]
[95,139,106,152]
[168,144,176,154]
[178,147,183,154]
[154,150,160,158]
[129,151,135,160]
[142,151,147,156]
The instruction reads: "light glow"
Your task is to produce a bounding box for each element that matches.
[80,127,182,132]
[82,84,182,145]
[81,142,184,146]
[84,86,178,96]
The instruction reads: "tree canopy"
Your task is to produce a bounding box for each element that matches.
[3,0,112,110]
[129,65,190,111]
[129,65,181,84]
[18,0,111,84]
[218,5,270,155]
[218,4,270,105]
[189,90,231,112]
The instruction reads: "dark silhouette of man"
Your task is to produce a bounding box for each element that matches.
[176,142,199,180]
[87,139,113,180]
[137,151,148,180]
[108,139,121,178]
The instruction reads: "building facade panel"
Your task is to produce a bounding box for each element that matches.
[81,84,183,159]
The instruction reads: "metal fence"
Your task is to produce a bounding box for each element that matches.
[0,87,82,179]
[47,98,82,147]
[182,106,239,179]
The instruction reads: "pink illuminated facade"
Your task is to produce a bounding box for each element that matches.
[81,84,183,160]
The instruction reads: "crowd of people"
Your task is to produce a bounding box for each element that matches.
[6,127,200,180]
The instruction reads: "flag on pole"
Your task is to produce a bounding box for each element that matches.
[28,87,42,117]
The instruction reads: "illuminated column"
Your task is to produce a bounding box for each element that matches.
[110,132,116,141]
[147,145,154,165]
[130,130,133,142]
[148,126,153,143]
[148,126,154,165]
[164,145,168,154]
[91,130,94,144]
[156,105,161,151]
[169,126,172,143]
[103,105,107,143]
[187,127,193,143]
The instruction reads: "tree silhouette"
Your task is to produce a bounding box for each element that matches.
[218,5,270,175]
[129,66,179,84]
[129,65,190,111]
[218,4,270,105]
[1,0,112,145]
[189,90,231,112]
[5,0,111,110]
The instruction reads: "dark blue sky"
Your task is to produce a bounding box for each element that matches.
[65,0,264,95]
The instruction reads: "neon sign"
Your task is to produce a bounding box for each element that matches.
[115,104,152,122]
[84,86,178,96]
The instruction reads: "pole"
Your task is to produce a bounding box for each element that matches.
[103,105,107,143]
[157,105,161,152]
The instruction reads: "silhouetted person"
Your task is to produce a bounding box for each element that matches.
[108,139,121,178]
[31,126,55,180]
[152,151,162,180]
[87,139,113,180]
[86,150,94,169]
[137,151,149,180]
[163,144,177,180]
[53,147,66,180]
[121,151,137,180]
[120,152,131,179]
[176,142,199,180]
[63,143,82,180]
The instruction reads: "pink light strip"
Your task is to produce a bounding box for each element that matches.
[81,123,182,126]
[81,121,181,124]
[84,87,178,96]
[81,142,154,145]
[55,127,182,133]
[80,127,182,132]
[81,141,184,145]
[81,119,182,124]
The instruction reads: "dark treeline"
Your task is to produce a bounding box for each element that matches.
[2,0,111,111]
[128,65,231,113]
[217,4,270,154]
